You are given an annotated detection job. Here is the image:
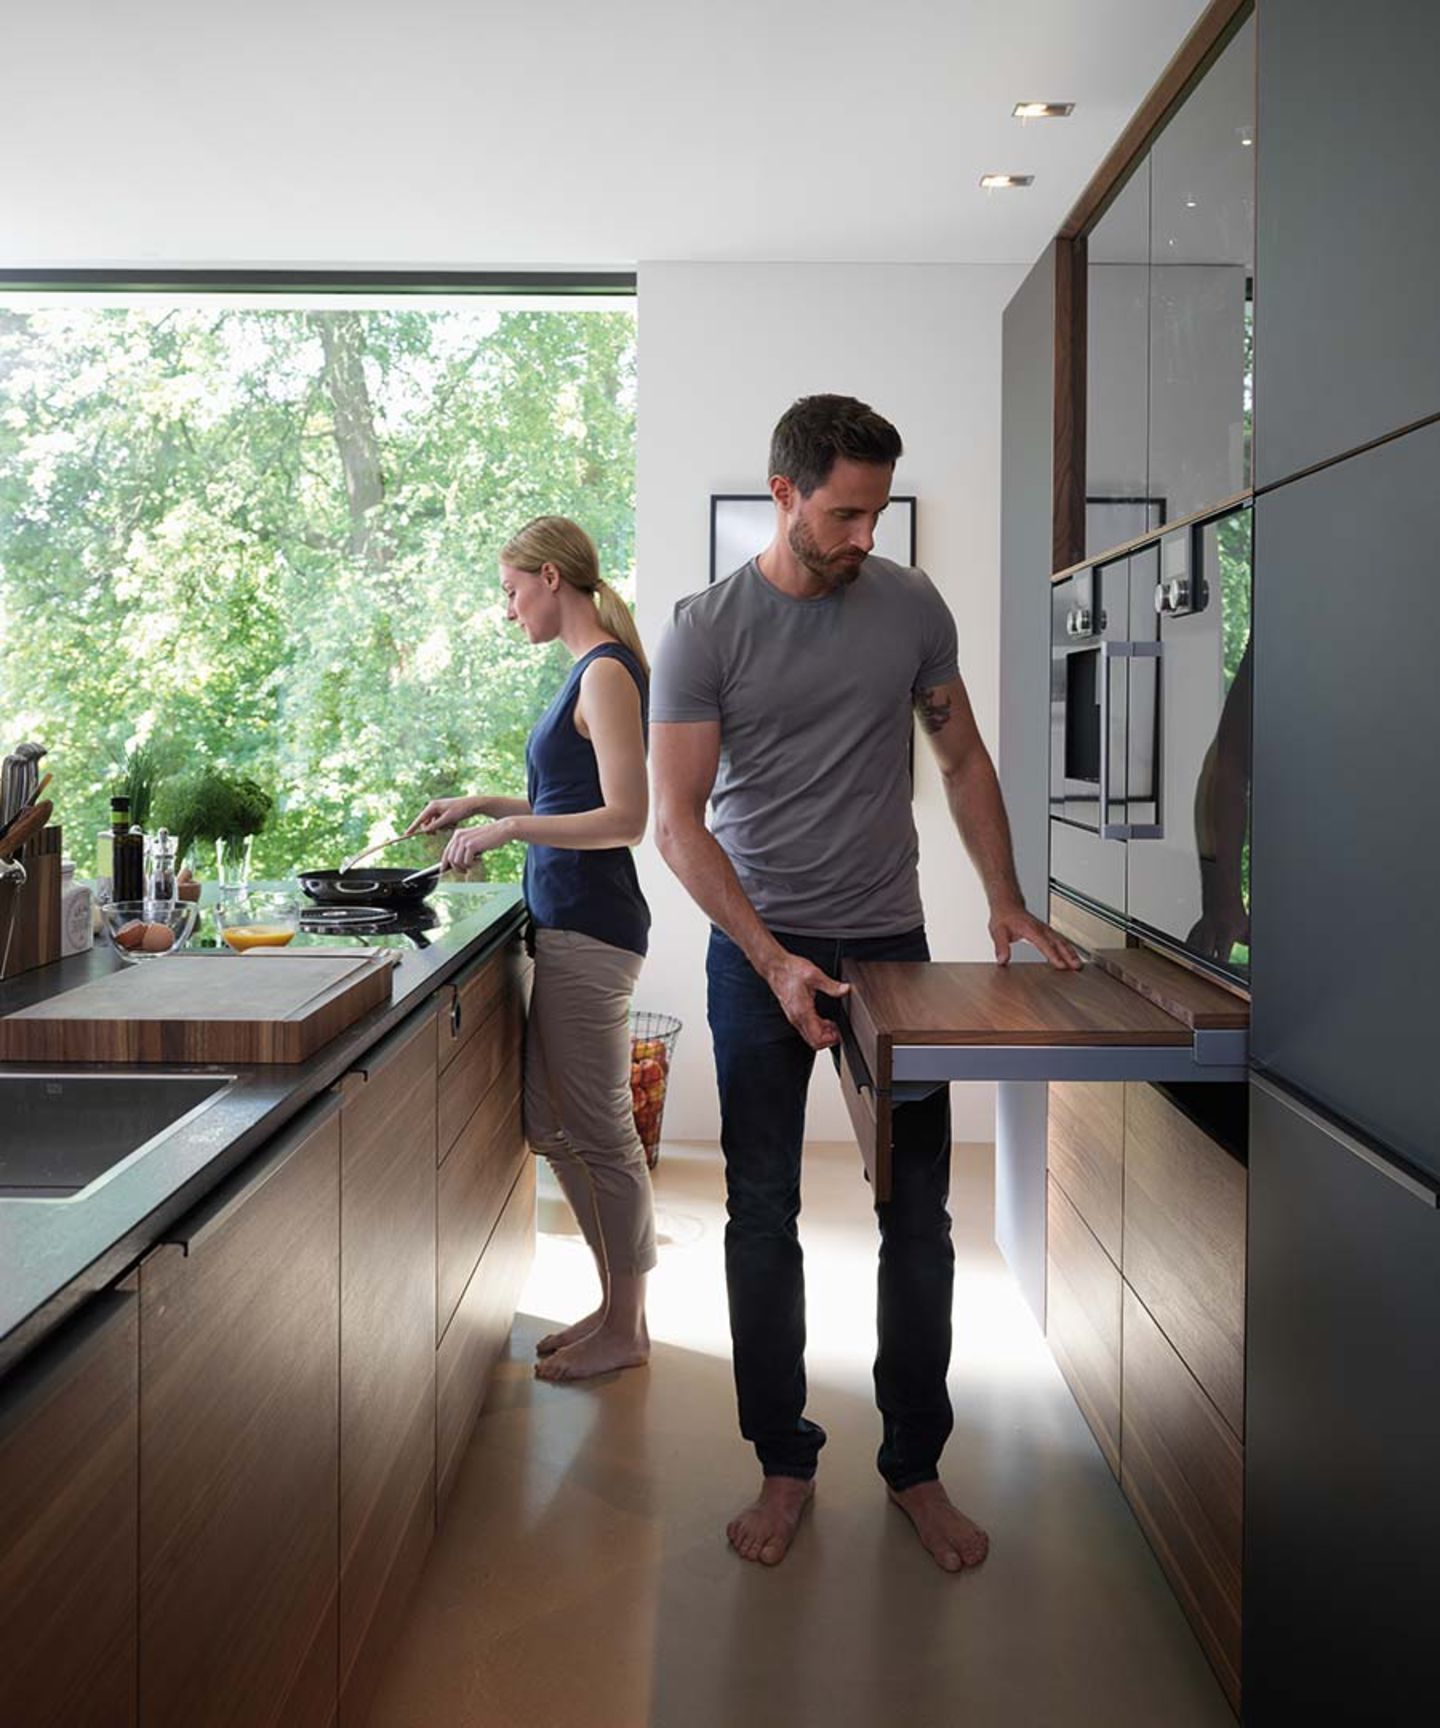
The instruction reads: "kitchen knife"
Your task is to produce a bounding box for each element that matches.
[0,799,53,860]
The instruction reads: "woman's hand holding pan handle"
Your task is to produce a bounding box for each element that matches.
[405,794,487,837]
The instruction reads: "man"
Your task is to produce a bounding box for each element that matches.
[651,394,1079,1573]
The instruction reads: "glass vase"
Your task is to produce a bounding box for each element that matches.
[214,833,254,891]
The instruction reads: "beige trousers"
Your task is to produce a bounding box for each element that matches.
[524,926,657,1277]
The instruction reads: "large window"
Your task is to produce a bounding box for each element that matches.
[0,292,636,882]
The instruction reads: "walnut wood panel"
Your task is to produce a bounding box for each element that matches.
[440,937,526,1075]
[0,839,61,980]
[1092,949,1250,1030]
[845,979,888,1088]
[0,951,394,1064]
[139,1107,340,1728]
[1047,1080,1124,1263]
[842,960,1193,1049]
[338,1009,438,1728]
[1048,893,1127,959]
[1053,234,1087,573]
[1121,1285,1243,1711]
[1060,0,1252,240]
[1047,1179,1122,1477]
[1123,1083,1246,1438]
[0,1283,138,1728]
[836,1034,893,1200]
[436,1157,536,1514]
[438,985,522,1155]
[438,1060,527,1341]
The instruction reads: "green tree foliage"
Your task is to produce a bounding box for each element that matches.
[0,304,636,881]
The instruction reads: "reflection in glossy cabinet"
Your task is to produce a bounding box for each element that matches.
[0,1286,138,1728]
[139,1102,341,1728]
[339,1009,439,1728]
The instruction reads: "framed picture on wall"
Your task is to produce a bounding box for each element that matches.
[709,493,918,584]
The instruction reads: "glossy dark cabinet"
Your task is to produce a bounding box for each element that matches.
[1255,0,1440,486]
[1245,1078,1440,1724]
[1250,421,1439,1180]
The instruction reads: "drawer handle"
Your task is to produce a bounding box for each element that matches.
[451,995,463,1037]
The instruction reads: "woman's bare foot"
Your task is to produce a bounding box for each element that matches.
[887,1481,989,1573]
[534,1323,649,1382]
[727,1476,815,1566]
[535,1308,606,1358]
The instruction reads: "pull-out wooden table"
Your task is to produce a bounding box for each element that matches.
[837,953,1248,1199]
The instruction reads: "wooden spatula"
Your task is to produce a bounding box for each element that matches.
[0,799,52,860]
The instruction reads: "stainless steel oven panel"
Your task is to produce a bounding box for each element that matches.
[1050,817,1127,916]
[1051,559,1131,831]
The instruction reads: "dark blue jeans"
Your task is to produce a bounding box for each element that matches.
[706,925,955,1490]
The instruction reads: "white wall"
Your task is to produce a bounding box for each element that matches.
[635,262,1024,1144]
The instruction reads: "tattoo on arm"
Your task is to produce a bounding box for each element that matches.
[915,687,953,735]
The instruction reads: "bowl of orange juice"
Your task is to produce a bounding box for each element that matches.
[215,893,301,953]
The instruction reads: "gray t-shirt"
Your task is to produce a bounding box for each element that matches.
[651,555,960,937]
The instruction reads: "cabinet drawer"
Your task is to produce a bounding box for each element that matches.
[439,938,525,1076]
[0,1288,138,1728]
[139,1101,340,1728]
[436,1158,537,1514]
[1046,1178,1121,1476]
[1123,1083,1246,1437]
[1048,1081,1123,1263]
[437,1057,526,1341]
[1122,1284,1243,1711]
[438,986,522,1157]
[339,1009,437,1727]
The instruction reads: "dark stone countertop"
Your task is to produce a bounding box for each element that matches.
[0,882,526,1377]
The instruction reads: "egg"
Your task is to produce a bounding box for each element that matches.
[140,922,176,952]
[114,920,147,950]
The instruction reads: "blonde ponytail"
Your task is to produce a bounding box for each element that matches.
[500,514,648,676]
[592,577,650,676]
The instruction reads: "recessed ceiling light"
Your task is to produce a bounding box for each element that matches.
[1013,102,1074,120]
[980,174,1035,190]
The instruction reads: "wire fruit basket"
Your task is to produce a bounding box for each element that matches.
[630,1010,681,1170]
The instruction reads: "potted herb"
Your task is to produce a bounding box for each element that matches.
[155,771,274,889]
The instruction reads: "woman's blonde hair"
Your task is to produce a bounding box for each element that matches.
[500,515,648,676]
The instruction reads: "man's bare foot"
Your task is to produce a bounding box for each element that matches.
[534,1324,649,1383]
[887,1481,989,1573]
[727,1476,815,1566]
[535,1308,606,1358]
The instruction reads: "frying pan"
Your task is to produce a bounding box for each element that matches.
[298,863,443,907]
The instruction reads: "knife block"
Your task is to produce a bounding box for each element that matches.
[0,827,63,981]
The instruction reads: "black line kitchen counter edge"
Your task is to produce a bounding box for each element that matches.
[0,884,526,1376]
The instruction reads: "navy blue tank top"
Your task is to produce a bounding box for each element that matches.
[523,642,651,957]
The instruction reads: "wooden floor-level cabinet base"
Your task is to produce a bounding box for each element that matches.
[1122,1286,1243,1711]
[1046,1176,1122,1476]
[438,1156,537,1512]
[0,1285,138,1728]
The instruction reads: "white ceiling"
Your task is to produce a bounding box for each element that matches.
[2,0,1213,270]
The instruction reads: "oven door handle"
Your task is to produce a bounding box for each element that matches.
[1099,641,1162,840]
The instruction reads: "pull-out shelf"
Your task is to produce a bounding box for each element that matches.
[838,951,1249,1199]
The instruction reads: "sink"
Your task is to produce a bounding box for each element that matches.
[0,1073,235,1200]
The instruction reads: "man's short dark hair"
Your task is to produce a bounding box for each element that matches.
[768,394,903,496]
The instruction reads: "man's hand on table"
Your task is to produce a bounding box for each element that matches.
[988,902,1083,971]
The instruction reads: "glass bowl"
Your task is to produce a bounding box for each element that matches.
[215,893,301,953]
[99,899,198,964]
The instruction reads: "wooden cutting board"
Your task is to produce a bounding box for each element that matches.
[0,951,396,1064]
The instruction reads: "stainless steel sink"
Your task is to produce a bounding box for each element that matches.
[0,1073,235,1200]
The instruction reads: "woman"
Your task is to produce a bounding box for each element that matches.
[408,516,655,1382]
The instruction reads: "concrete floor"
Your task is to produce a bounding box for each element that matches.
[366,1139,1237,1728]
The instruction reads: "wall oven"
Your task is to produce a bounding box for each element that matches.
[1050,504,1252,982]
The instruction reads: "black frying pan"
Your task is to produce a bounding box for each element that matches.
[298,864,442,907]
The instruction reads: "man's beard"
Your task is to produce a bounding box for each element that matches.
[787,516,866,590]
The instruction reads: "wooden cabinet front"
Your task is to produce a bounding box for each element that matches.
[1121,1284,1243,1711]
[0,1285,138,1728]
[339,1008,439,1728]
[437,1157,537,1511]
[1047,1080,1124,1263]
[438,1054,526,1339]
[1046,1177,1121,1476]
[1123,1083,1246,1438]
[139,1099,341,1728]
